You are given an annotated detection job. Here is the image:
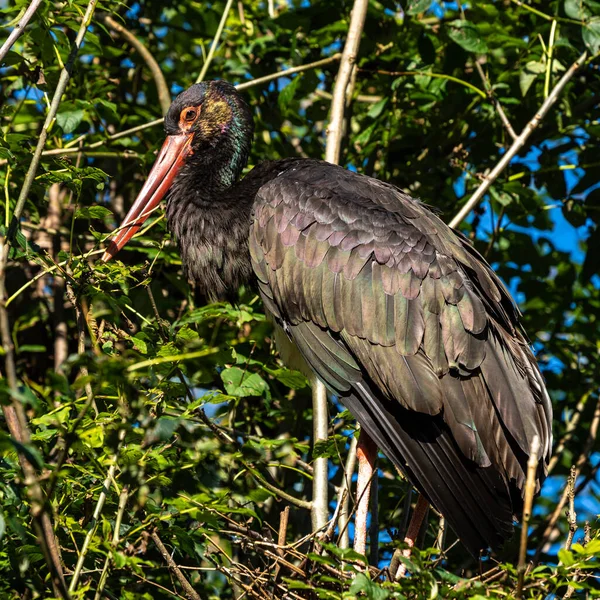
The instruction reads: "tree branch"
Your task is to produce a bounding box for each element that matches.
[196,0,235,84]
[448,51,587,229]
[338,434,358,549]
[27,55,342,159]
[0,0,44,63]
[310,375,329,531]
[151,530,202,600]
[516,435,540,598]
[99,14,171,116]
[325,0,369,165]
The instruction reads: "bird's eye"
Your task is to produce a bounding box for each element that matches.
[183,108,198,122]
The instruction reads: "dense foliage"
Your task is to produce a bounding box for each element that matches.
[1,0,599,597]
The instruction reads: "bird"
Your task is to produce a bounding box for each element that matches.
[102,80,552,558]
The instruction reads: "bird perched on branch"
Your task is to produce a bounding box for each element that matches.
[103,80,552,558]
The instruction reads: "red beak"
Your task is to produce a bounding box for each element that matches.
[101,133,194,262]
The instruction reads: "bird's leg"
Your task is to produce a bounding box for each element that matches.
[395,494,430,578]
[353,430,378,557]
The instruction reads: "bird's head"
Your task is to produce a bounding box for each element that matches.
[102,80,253,261]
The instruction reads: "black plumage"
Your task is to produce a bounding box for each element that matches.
[105,81,553,555]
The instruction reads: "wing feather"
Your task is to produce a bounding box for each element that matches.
[249,159,552,553]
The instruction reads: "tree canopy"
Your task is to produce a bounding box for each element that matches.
[0,0,599,598]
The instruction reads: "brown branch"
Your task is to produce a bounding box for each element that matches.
[99,14,170,116]
[325,0,369,165]
[338,434,358,549]
[151,530,202,600]
[564,466,578,551]
[449,51,588,229]
[516,435,541,598]
[0,0,44,62]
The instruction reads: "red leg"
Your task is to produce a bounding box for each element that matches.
[353,430,377,557]
[396,494,429,578]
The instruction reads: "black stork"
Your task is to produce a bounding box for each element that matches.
[102,80,552,559]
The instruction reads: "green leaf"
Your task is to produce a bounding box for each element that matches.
[558,548,576,566]
[131,334,148,355]
[367,97,388,119]
[564,0,600,19]
[583,17,600,54]
[75,206,113,219]
[278,74,303,113]
[406,0,431,16]
[264,367,307,389]
[349,573,390,599]
[221,367,269,397]
[447,20,488,53]
[520,61,545,96]
[56,109,85,134]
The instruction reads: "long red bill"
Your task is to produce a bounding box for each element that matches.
[101,133,194,262]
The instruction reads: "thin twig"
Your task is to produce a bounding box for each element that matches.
[0,0,44,62]
[69,427,126,592]
[196,0,235,83]
[456,0,516,140]
[338,435,358,549]
[474,61,517,140]
[93,484,129,600]
[516,435,541,598]
[23,55,341,159]
[449,51,587,229]
[544,20,558,99]
[236,54,341,91]
[564,466,578,552]
[99,14,171,115]
[151,530,201,600]
[325,0,369,165]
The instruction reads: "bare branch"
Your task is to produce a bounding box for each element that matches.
[516,435,541,598]
[325,0,369,165]
[311,375,329,531]
[564,466,578,551]
[449,51,587,229]
[196,0,235,84]
[94,484,129,600]
[29,55,342,159]
[69,428,126,593]
[151,530,202,600]
[100,14,171,116]
[315,0,369,536]
[338,434,358,549]
[0,0,44,63]
[236,54,341,91]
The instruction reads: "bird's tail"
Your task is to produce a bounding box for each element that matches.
[347,380,516,555]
